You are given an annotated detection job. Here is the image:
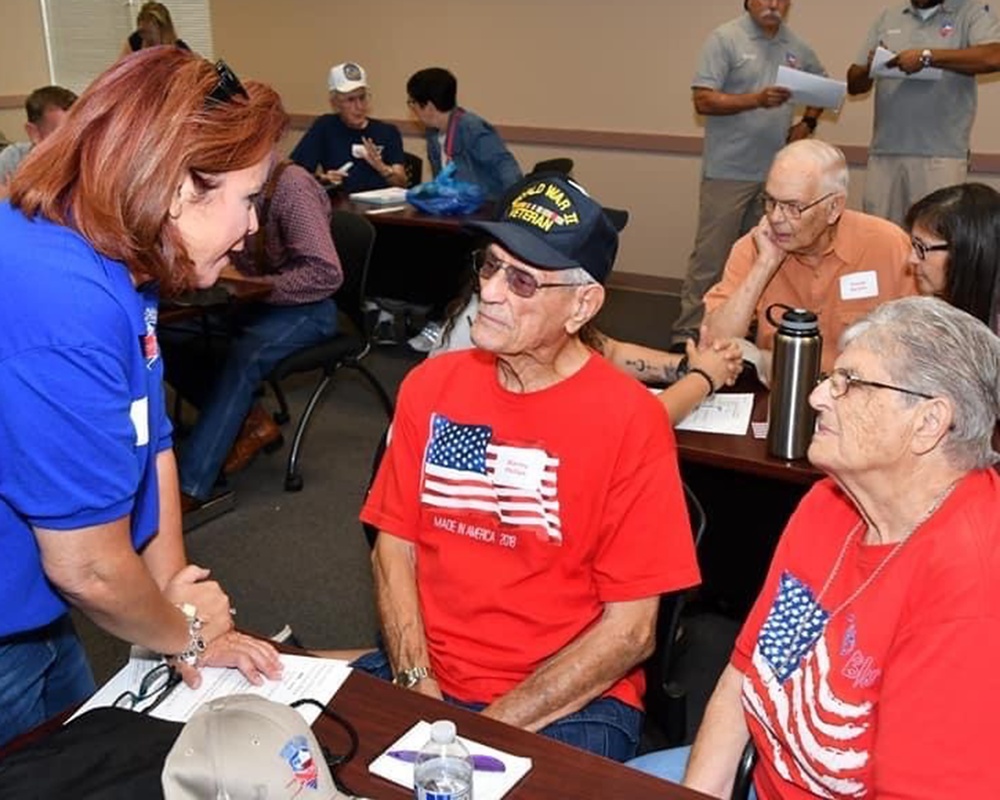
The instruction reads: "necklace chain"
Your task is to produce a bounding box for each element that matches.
[770,479,959,679]
[817,479,958,620]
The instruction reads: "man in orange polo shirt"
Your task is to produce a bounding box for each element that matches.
[703,140,918,374]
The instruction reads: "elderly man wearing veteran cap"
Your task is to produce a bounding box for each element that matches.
[290,61,406,193]
[350,174,700,761]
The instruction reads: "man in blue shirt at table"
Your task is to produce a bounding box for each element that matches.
[291,61,407,194]
[406,67,522,201]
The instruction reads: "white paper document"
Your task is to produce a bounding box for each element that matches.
[673,393,755,436]
[70,650,352,725]
[870,46,943,81]
[369,720,532,800]
[349,187,409,205]
[775,66,846,109]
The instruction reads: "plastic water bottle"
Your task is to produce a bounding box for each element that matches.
[414,720,474,800]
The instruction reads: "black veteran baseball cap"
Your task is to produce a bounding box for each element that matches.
[466,173,623,285]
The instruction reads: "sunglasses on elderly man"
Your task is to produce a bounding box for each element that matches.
[206,59,248,105]
[472,249,578,299]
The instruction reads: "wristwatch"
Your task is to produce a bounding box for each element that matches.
[393,665,434,689]
[920,49,934,68]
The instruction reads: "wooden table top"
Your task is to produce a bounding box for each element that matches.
[320,670,712,800]
[334,196,494,232]
[675,380,822,486]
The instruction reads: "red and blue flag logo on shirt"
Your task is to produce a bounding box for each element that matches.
[785,52,800,68]
[141,305,160,369]
[420,414,563,543]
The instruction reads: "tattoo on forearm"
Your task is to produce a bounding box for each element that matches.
[662,364,679,383]
[626,358,647,374]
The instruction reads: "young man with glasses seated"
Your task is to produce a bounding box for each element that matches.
[702,139,919,375]
[290,62,406,193]
[351,174,701,762]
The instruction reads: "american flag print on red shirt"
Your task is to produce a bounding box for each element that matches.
[742,572,872,798]
[420,413,562,543]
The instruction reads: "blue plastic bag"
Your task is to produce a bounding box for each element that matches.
[406,162,485,216]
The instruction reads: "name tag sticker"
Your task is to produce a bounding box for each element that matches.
[840,271,879,301]
[492,446,547,490]
[130,397,149,447]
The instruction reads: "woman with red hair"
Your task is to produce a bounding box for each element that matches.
[0,47,288,745]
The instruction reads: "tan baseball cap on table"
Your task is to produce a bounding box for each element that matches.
[162,694,339,799]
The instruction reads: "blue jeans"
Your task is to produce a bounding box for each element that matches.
[175,300,336,499]
[351,648,643,762]
[0,615,95,748]
[627,745,758,800]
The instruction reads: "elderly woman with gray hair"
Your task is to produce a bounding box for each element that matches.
[629,296,1000,799]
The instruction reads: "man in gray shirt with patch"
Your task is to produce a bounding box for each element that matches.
[671,0,825,347]
[848,0,1000,225]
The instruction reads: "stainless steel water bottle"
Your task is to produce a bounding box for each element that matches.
[766,304,822,460]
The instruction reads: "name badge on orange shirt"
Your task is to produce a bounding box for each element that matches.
[839,271,879,301]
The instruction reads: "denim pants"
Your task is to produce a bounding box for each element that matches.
[174,300,336,499]
[351,648,643,762]
[627,745,758,800]
[0,615,96,748]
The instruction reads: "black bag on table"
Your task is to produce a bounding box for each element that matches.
[0,707,181,799]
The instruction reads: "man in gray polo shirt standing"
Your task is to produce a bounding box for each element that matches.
[848,0,1000,225]
[671,0,825,347]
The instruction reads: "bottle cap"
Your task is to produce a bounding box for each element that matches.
[779,307,818,333]
[430,720,457,744]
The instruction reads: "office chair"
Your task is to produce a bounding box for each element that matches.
[644,482,708,746]
[529,157,574,177]
[731,740,758,800]
[402,151,424,188]
[266,209,394,491]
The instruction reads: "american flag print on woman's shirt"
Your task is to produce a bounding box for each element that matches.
[742,573,873,798]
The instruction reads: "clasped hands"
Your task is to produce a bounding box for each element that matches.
[686,328,744,390]
[164,564,282,689]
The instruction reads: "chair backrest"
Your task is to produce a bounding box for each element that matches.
[730,740,758,800]
[402,151,424,188]
[330,209,377,335]
[529,157,574,177]
[644,481,709,745]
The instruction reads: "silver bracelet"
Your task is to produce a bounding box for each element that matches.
[172,603,206,666]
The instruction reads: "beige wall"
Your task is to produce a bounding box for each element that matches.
[5,0,1000,284]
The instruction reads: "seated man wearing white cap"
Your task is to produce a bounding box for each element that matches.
[350,173,701,762]
[291,61,406,193]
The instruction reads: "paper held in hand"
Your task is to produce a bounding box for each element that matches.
[870,46,943,81]
[775,66,847,110]
[369,720,533,800]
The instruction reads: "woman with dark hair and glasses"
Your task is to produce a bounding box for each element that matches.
[0,47,286,745]
[905,182,1000,332]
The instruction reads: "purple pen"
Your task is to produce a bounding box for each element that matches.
[387,749,507,772]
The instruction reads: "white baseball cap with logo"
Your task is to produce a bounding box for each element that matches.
[328,62,368,94]
[162,694,340,800]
